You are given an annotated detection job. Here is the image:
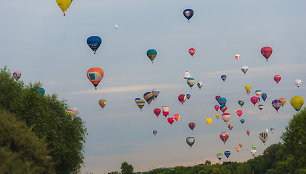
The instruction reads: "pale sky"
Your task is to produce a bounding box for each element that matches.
[1,0,306,173]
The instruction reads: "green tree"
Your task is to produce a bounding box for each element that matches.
[121,162,134,174]
[0,67,87,173]
[0,109,55,173]
[236,163,252,174]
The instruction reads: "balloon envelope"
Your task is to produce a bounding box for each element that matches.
[218,98,227,106]
[290,96,304,111]
[56,0,71,15]
[261,47,273,61]
[154,108,161,117]
[184,71,191,79]
[251,96,259,105]
[186,137,195,147]
[220,132,229,144]
[224,151,231,158]
[174,114,180,121]
[240,119,245,124]
[236,110,243,117]
[259,132,268,144]
[147,49,157,63]
[98,99,107,108]
[222,113,231,123]
[238,100,245,107]
[274,75,281,84]
[153,130,157,136]
[206,118,212,125]
[235,54,240,60]
[197,81,203,89]
[221,75,227,82]
[162,106,169,116]
[168,117,174,125]
[241,66,248,74]
[144,92,154,104]
[247,129,250,136]
[189,48,195,56]
[261,93,267,101]
[272,99,282,111]
[217,153,223,160]
[183,9,194,20]
[186,94,191,99]
[187,78,195,88]
[188,122,196,130]
[87,67,104,89]
[87,36,102,54]
[220,105,227,113]
[178,94,187,104]
[13,72,21,81]
[295,79,302,87]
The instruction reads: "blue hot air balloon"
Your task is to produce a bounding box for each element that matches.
[224,151,231,158]
[240,119,245,124]
[38,87,45,94]
[218,97,227,106]
[186,94,191,99]
[261,93,267,102]
[87,36,102,54]
[183,9,194,21]
[221,75,227,82]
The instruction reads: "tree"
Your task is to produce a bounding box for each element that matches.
[0,67,87,173]
[236,163,252,174]
[204,160,211,165]
[0,109,55,173]
[121,162,134,174]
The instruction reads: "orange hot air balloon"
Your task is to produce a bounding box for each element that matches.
[174,114,180,121]
[87,67,104,90]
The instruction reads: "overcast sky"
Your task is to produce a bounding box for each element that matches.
[1,0,306,173]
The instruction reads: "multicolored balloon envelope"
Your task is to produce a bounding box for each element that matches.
[270,128,275,133]
[38,87,45,94]
[174,114,180,121]
[87,67,104,90]
[236,147,240,152]
[238,100,245,107]
[220,105,227,113]
[224,151,231,158]
[152,89,160,99]
[290,96,304,111]
[241,66,248,74]
[255,90,262,97]
[153,130,157,136]
[279,98,286,107]
[221,75,227,82]
[222,113,231,123]
[217,153,223,160]
[184,71,191,79]
[183,9,194,21]
[272,99,282,112]
[259,132,268,144]
[228,124,233,130]
[144,92,154,104]
[240,119,245,124]
[261,93,267,101]
[186,94,191,99]
[261,47,273,61]
[197,81,203,89]
[56,0,72,16]
[218,97,227,106]
[13,71,21,81]
[252,145,257,150]
[98,99,107,109]
[87,36,102,54]
[235,54,240,60]
[220,132,229,144]
[251,150,257,156]
[187,78,195,88]
[258,104,264,110]
[162,106,169,117]
[186,137,195,147]
[214,105,219,111]
[135,98,145,111]
[147,49,157,63]
[178,94,187,104]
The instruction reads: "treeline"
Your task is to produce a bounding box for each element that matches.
[0,67,87,174]
[113,108,306,174]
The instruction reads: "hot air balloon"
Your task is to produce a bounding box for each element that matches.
[144,92,154,104]
[72,107,78,115]
[188,48,195,56]
[236,110,243,117]
[279,98,286,107]
[245,84,251,95]
[38,87,45,94]
[197,81,203,89]
[215,96,221,102]
[188,122,196,131]
[241,66,248,74]
[87,67,104,90]
[261,47,273,61]
[240,119,245,124]
[239,143,243,147]
[147,49,157,63]
[187,78,195,88]
[114,24,119,29]
[184,71,191,79]
[214,105,220,111]
[258,104,264,110]
[255,90,262,97]
[270,128,275,133]
[186,137,195,147]
[186,94,191,99]
[153,130,157,136]
[206,118,212,125]
[56,0,71,16]
[178,94,187,105]
[168,117,174,125]
[228,124,233,130]
[247,129,250,136]
[252,145,257,150]
[216,114,220,119]
[135,98,145,110]
[154,108,161,117]
[87,36,102,54]
[220,132,229,144]
[13,72,21,81]
[290,96,304,111]
[295,79,302,88]
[235,54,240,60]
[224,151,231,158]
[274,75,281,84]
[98,99,107,109]
[261,93,267,101]
[162,106,169,117]
[272,99,282,112]
[251,150,257,156]
[152,89,160,99]
[259,132,268,144]
[174,114,180,121]
[236,147,241,152]
[222,113,231,123]
[221,75,227,82]
[265,129,269,134]
[183,9,194,21]
[251,96,259,105]
[76,117,82,122]
[217,153,223,161]
[238,100,245,107]
[66,110,74,117]
[220,105,228,113]
[218,98,227,106]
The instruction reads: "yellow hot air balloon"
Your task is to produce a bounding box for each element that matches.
[206,118,212,125]
[290,96,304,111]
[56,0,72,16]
[99,99,107,109]
[239,143,243,147]
[245,84,251,95]
[216,114,219,119]
[279,98,286,108]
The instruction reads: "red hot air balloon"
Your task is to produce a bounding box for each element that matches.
[188,122,196,131]
[220,132,229,144]
[87,67,104,90]
[162,106,169,117]
[167,117,174,125]
[236,110,243,117]
[214,105,220,112]
[178,94,187,105]
[261,47,273,61]
[274,75,281,84]
[246,129,250,136]
[154,108,161,117]
[188,48,195,57]
[251,96,259,105]
[215,96,221,102]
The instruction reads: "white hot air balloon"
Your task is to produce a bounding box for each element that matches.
[114,24,119,29]
[295,79,302,88]
[251,150,257,156]
[184,71,191,79]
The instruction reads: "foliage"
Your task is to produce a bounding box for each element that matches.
[0,109,55,173]
[121,162,134,174]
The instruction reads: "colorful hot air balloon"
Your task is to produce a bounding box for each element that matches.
[274,75,281,84]
[186,94,191,99]
[13,72,21,81]
[154,108,161,117]
[222,113,231,123]
[206,118,212,125]
[220,105,228,113]
[186,137,195,147]
[251,96,259,105]
[236,110,243,117]
[241,66,248,74]
[255,90,262,97]
[197,81,203,89]
[259,132,268,144]
[38,87,45,94]
[245,84,251,95]
[183,9,194,21]
[187,78,195,88]
[188,122,196,131]
[87,67,104,90]
[258,104,264,110]
[168,117,174,125]
[238,100,245,107]
[295,79,302,88]
[217,153,223,161]
[220,132,229,144]
[174,114,180,121]
[98,99,107,109]
[261,47,273,61]
[252,145,257,150]
[239,143,243,147]
[221,75,227,82]
[147,49,157,63]
[279,98,286,107]
[228,124,233,130]
[184,71,191,79]
[135,98,145,110]
[87,36,102,54]
[144,92,154,104]
[214,105,220,111]
[215,96,221,102]
[153,130,157,136]
[236,146,241,152]
[224,151,231,158]
[188,48,195,56]
[272,99,282,112]
[240,119,245,124]
[162,106,169,117]
[152,89,160,99]
[247,129,250,136]
[216,114,220,119]
[72,107,78,115]
[66,110,74,117]
[261,93,267,101]
[251,150,257,156]
[178,94,187,105]
[235,54,240,60]
[270,128,275,133]
[218,98,227,106]
[290,96,304,111]
[56,0,72,16]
